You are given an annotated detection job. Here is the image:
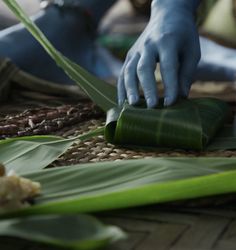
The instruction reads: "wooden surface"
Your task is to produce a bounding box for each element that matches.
[1,202,236,250]
[101,203,236,250]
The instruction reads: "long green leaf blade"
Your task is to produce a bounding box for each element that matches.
[0,215,125,250]
[3,157,236,218]
[0,127,104,174]
[2,0,117,111]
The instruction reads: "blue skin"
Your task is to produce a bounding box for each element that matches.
[118,0,201,107]
[0,0,117,83]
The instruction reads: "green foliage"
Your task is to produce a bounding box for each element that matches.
[0,215,125,249]
[2,157,236,219]
[0,128,104,174]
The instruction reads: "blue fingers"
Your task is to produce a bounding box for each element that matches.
[137,50,158,108]
[117,0,200,108]
[117,67,126,106]
[124,53,140,105]
[119,44,199,108]
[118,54,140,106]
[159,48,179,106]
[118,50,158,108]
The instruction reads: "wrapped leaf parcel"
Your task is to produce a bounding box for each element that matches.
[105,98,230,150]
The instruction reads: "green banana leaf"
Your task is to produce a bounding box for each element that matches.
[2,157,236,218]
[0,215,125,250]
[0,135,62,143]
[2,0,116,112]
[105,98,234,150]
[0,128,104,174]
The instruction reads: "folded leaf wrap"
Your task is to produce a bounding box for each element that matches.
[105,98,230,150]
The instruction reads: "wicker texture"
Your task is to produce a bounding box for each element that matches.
[0,102,103,139]
[0,100,236,165]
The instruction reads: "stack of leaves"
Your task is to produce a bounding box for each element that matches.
[1,157,236,249]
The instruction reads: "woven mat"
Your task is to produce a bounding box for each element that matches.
[0,96,236,164]
[52,122,236,167]
[0,101,103,139]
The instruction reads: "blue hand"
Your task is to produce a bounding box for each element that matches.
[118,0,201,108]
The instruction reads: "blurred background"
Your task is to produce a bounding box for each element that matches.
[0,0,40,29]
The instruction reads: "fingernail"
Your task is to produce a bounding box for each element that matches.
[147,98,157,108]
[128,95,138,105]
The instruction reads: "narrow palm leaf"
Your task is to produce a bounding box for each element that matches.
[0,128,104,174]
[0,215,125,250]
[2,0,117,112]
[3,157,236,218]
